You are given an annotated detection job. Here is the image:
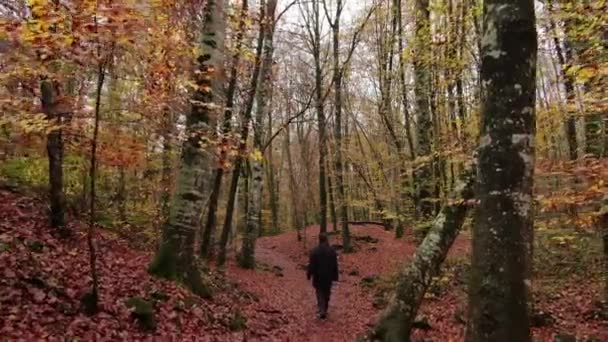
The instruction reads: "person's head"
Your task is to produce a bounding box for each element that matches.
[318,232,328,245]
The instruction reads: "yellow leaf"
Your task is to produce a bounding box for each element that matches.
[250,149,264,162]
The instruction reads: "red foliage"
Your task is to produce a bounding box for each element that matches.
[0,189,251,341]
[0,190,605,341]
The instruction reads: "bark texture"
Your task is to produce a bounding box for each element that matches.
[148,0,226,297]
[466,1,537,341]
[413,0,434,220]
[370,168,475,341]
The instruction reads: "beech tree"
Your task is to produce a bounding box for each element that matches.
[148,0,226,296]
[466,0,537,340]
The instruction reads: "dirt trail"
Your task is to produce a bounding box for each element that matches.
[228,225,422,341]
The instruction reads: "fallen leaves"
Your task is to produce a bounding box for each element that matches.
[0,189,606,341]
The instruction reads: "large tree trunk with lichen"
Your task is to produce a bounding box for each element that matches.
[413,0,434,221]
[466,1,537,341]
[369,169,475,341]
[41,79,66,234]
[148,0,225,297]
[239,0,276,269]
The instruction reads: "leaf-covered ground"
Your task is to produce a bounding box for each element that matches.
[1,189,606,341]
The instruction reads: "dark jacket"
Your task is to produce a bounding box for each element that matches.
[307,242,339,289]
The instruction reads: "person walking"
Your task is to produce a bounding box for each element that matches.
[307,233,339,319]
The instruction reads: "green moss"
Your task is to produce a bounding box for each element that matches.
[148,242,179,279]
[413,221,433,243]
[372,309,410,342]
[395,224,405,239]
[126,297,156,331]
[238,252,256,269]
[26,241,44,253]
[360,275,379,288]
[228,310,247,331]
[148,243,212,299]
[150,290,169,302]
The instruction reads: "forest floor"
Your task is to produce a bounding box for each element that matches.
[0,188,606,341]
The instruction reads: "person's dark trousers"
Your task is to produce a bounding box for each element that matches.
[315,284,331,318]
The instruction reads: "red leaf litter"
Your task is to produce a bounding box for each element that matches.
[1,189,606,341]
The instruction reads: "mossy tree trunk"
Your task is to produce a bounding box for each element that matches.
[240,0,277,269]
[148,0,226,297]
[466,1,537,341]
[394,0,413,239]
[413,0,434,221]
[370,168,475,341]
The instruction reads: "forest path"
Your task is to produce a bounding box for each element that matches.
[228,225,437,341]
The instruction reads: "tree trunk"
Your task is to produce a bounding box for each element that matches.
[200,0,248,259]
[547,0,578,160]
[240,0,277,269]
[82,60,108,315]
[600,206,608,304]
[200,169,222,259]
[117,166,127,222]
[217,0,266,267]
[266,104,280,235]
[159,111,173,246]
[40,79,66,234]
[331,0,351,250]
[413,0,434,220]
[466,1,537,341]
[327,161,338,232]
[284,118,302,241]
[371,168,475,341]
[397,0,415,160]
[313,0,328,235]
[395,0,414,238]
[148,0,226,297]
[217,163,241,267]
